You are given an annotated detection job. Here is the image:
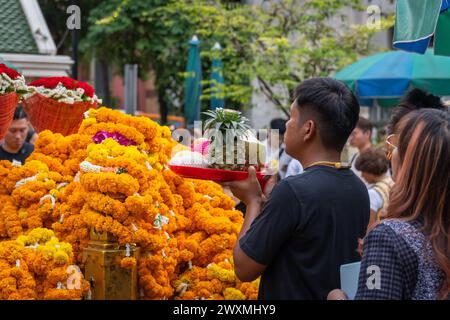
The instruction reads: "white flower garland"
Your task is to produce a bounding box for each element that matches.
[15,174,39,189]
[79,160,103,173]
[0,73,27,95]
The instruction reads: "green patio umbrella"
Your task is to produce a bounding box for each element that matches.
[394,0,450,56]
[210,42,225,110]
[335,49,450,107]
[184,35,202,126]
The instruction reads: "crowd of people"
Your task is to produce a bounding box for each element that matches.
[0,79,448,301]
[226,78,449,300]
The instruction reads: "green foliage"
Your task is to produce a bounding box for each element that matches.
[250,0,394,115]
[81,0,259,117]
[38,0,105,56]
[79,0,393,118]
[203,108,250,133]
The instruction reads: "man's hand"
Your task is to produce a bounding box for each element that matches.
[262,174,278,197]
[357,238,364,257]
[222,166,265,206]
[327,289,348,300]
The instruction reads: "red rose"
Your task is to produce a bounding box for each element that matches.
[77,81,95,97]
[0,63,22,80]
[29,77,59,88]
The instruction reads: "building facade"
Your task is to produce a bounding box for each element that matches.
[0,0,73,79]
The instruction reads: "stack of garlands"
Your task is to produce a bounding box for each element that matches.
[0,107,259,300]
[0,228,89,300]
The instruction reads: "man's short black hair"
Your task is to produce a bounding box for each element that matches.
[13,105,28,120]
[270,118,287,135]
[294,77,359,152]
[388,88,445,134]
[356,117,373,133]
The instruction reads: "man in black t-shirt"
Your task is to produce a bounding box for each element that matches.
[0,106,34,164]
[224,78,369,300]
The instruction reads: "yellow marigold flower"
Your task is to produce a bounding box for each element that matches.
[223,287,246,300]
[207,263,235,283]
[25,228,55,245]
[53,250,69,265]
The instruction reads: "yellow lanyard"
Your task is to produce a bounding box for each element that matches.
[304,161,351,170]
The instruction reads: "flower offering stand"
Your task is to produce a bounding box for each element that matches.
[83,229,140,300]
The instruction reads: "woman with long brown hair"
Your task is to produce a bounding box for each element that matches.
[353,108,449,299]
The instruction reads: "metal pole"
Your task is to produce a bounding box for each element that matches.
[124,64,138,115]
[133,64,138,114]
[125,65,130,114]
[71,0,79,79]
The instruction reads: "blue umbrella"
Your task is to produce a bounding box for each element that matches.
[210,42,225,110]
[184,35,202,126]
[335,49,450,107]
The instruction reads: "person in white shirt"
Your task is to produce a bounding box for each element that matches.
[348,116,373,185]
[354,147,394,231]
[285,159,303,178]
[265,118,293,180]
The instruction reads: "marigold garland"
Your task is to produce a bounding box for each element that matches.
[0,107,256,300]
[0,228,88,300]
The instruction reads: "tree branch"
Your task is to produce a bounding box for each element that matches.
[257,76,290,117]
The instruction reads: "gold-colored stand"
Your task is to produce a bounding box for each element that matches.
[83,229,140,300]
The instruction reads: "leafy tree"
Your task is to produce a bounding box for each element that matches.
[82,0,260,122]
[80,0,393,121]
[39,0,113,105]
[251,0,394,116]
[38,0,105,55]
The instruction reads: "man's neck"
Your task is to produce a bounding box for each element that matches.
[298,148,342,168]
[359,142,372,153]
[1,143,22,154]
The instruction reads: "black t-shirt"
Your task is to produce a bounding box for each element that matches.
[0,142,34,164]
[239,165,369,300]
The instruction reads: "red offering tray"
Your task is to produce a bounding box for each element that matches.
[169,165,270,189]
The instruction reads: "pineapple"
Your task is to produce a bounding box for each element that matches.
[202,108,266,170]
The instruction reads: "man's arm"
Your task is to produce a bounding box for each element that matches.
[224,167,297,282]
[233,198,266,282]
[223,167,267,281]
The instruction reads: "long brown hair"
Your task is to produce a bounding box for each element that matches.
[387,109,450,299]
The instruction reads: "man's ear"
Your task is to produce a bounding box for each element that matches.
[302,120,316,142]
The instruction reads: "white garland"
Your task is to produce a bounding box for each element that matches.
[0,73,27,95]
[15,174,39,189]
[153,213,169,230]
[39,194,56,209]
[79,160,103,173]
[25,82,102,105]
